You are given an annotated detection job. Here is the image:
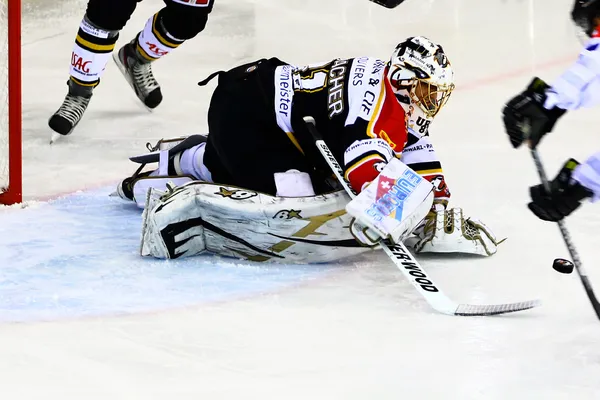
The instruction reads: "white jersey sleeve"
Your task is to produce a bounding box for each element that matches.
[544,37,600,110]
[573,152,600,202]
[540,37,600,202]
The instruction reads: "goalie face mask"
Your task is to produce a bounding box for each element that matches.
[387,36,455,136]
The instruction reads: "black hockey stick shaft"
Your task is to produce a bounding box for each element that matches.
[530,148,600,319]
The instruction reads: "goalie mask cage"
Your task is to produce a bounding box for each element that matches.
[0,0,22,205]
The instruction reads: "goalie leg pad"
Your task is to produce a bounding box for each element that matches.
[132,175,195,208]
[140,185,207,259]
[140,182,371,263]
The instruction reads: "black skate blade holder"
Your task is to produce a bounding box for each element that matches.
[129,135,207,164]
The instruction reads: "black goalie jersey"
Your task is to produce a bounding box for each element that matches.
[273,56,451,204]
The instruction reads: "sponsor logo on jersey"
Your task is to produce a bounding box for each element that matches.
[352,57,370,86]
[415,116,431,135]
[327,59,348,118]
[379,130,397,150]
[274,65,294,134]
[361,90,376,115]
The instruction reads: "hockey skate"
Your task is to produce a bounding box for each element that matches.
[112,135,207,204]
[48,79,93,143]
[112,37,163,110]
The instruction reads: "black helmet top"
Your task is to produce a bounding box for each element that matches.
[572,0,600,36]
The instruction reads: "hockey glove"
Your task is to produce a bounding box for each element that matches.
[502,77,566,148]
[368,0,406,8]
[528,159,593,222]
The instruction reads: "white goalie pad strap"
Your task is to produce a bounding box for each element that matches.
[346,158,434,244]
[408,207,505,256]
[158,150,169,176]
[132,175,194,208]
[129,135,207,164]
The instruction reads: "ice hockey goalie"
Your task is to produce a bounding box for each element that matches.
[116,37,504,263]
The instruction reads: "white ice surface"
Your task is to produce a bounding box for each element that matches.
[2,0,600,398]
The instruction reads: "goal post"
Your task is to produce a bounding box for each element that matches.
[0,0,22,205]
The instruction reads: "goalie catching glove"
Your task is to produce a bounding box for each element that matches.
[408,206,505,256]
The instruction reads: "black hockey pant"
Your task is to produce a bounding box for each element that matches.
[85,0,213,40]
[200,59,317,196]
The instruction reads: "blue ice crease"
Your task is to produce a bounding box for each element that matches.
[0,187,334,323]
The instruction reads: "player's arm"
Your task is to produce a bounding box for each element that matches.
[502,37,600,148]
[400,130,451,208]
[400,130,504,256]
[341,119,421,246]
[573,152,600,202]
[343,134,396,194]
[544,37,600,111]
[341,83,409,194]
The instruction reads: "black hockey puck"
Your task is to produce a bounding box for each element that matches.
[552,258,574,274]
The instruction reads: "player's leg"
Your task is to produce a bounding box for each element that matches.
[48,0,140,138]
[113,0,214,109]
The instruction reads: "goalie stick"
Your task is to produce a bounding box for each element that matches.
[303,116,541,316]
[530,148,600,319]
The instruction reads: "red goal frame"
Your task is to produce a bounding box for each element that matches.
[0,0,22,205]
